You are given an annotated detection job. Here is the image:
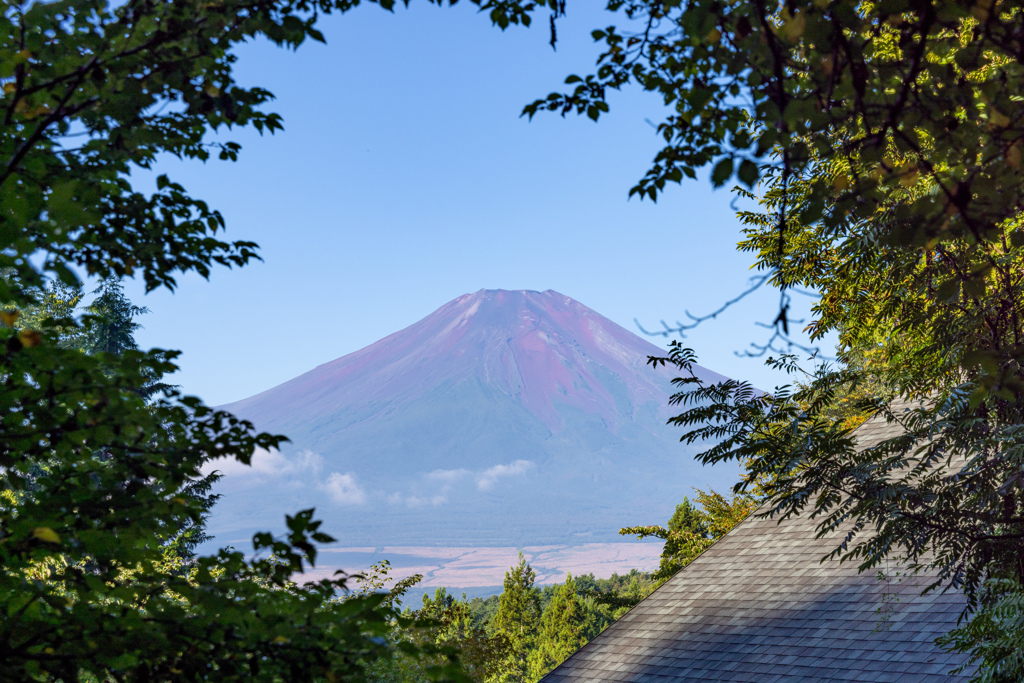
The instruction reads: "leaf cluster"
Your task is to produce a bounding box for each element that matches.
[0,316,410,679]
[0,0,557,307]
[514,0,1024,678]
[621,488,759,582]
[0,0,555,680]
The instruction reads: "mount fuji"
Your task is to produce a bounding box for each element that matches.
[206,289,738,550]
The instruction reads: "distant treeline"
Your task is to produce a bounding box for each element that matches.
[465,568,658,634]
[370,559,659,682]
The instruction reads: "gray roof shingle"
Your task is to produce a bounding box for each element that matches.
[543,404,974,681]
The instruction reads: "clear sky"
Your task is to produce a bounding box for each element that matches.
[123,2,835,407]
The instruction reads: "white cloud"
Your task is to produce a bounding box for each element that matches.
[425,468,471,483]
[387,459,536,506]
[293,450,325,475]
[387,492,448,507]
[201,448,366,505]
[199,448,285,477]
[202,448,324,478]
[476,460,535,491]
[204,452,534,508]
[320,472,367,505]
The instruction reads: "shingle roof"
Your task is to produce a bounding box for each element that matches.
[544,404,974,682]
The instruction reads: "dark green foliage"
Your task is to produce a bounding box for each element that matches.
[367,583,513,683]
[792,345,894,432]
[622,489,760,582]
[462,561,657,682]
[577,570,655,598]
[413,588,512,682]
[83,278,146,356]
[84,278,180,400]
[0,0,551,679]
[667,498,706,539]
[379,569,648,683]
[527,574,587,680]
[938,579,1024,683]
[490,553,541,682]
[347,566,504,683]
[469,593,502,630]
[658,498,707,577]
[537,570,659,643]
[12,279,87,350]
[0,321,397,679]
[14,277,218,565]
[522,3,1024,677]
[161,469,222,565]
[573,570,658,624]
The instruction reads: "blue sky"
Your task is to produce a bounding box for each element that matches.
[124,2,834,406]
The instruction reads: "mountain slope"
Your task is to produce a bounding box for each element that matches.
[207,289,737,548]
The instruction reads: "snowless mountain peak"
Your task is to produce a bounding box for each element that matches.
[212,290,734,548]
[227,289,727,435]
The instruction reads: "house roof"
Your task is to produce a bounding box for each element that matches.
[543,405,974,682]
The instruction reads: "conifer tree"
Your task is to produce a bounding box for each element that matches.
[490,552,541,683]
[84,277,145,356]
[17,276,220,563]
[83,278,219,561]
[528,573,587,681]
[392,587,513,682]
[84,278,176,400]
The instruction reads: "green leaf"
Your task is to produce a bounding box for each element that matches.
[737,159,759,188]
[711,157,733,187]
[32,527,61,544]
